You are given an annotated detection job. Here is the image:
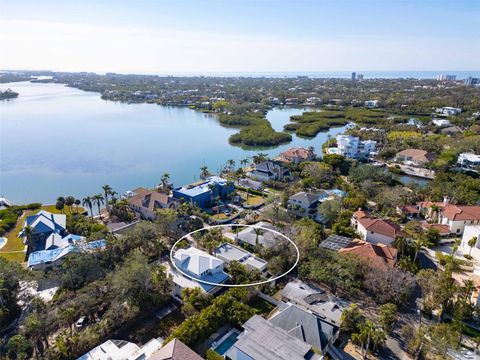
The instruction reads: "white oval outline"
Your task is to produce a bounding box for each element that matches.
[169,224,300,288]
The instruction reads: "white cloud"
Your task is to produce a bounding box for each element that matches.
[1,19,478,73]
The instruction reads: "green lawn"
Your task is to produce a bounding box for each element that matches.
[33,204,86,215]
[249,296,275,315]
[240,193,264,206]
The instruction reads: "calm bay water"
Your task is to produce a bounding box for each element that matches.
[0,82,348,204]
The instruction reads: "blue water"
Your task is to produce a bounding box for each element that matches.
[214,332,239,355]
[0,82,348,204]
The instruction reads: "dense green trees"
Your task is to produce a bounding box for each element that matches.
[0,257,25,332]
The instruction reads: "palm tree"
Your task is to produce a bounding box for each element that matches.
[200,166,209,180]
[61,307,76,336]
[468,236,477,257]
[56,197,65,214]
[227,159,235,171]
[430,204,440,222]
[93,194,104,217]
[65,196,75,215]
[74,199,81,214]
[159,173,171,192]
[393,235,408,256]
[102,185,112,212]
[254,228,262,251]
[253,153,268,165]
[240,158,249,169]
[23,225,33,255]
[82,196,94,218]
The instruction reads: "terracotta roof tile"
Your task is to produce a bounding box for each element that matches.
[358,218,405,238]
[339,239,397,270]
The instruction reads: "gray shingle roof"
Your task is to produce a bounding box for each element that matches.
[269,304,338,353]
[225,315,318,360]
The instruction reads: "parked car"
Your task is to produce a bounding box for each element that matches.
[75,316,87,328]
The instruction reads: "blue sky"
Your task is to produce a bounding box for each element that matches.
[1,0,479,73]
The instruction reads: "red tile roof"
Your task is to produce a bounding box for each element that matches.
[358,218,405,238]
[353,210,369,219]
[339,239,397,270]
[441,205,480,221]
[421,223,451,235]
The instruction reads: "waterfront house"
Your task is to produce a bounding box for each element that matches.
[269,303,339,357]
[247,160,290,182]
[21,210,67,252]
[281,280,344,326]
[214,242,268,273]
[353,213,405,245]
[126,187,179,220]
[339,239,398,270]
[287,191,328,219]
[335,135,377,160]
[278,147,316,164]
[172,176,234,208]
[0,197,13,210]
[457,153,480,171]
[224,315,322,360]
[149,338,204,360]
[395,149,435,167]
[168,246,229,297]
[28,239,106,271]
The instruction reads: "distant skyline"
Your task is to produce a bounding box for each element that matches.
[1,0,479,73]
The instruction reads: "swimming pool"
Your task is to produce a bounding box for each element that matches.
[214,331,239,355]
[0,237,6,250]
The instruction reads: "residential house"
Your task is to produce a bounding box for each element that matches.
[168,247,229,297]
[236,221,282,249]
[364,100,379,108]
[214,242,268,273]
[236,178,263,191]
[457,153,480,171]
[339,239,398,270]
[0,197,13,210]
[21,210,67,252]
[396,205,421,219]
[28,239,106,271]
[149,338,204,360]
[278,147,316,164]
[421,223,451,237]
[353,213,405,245]
[438,204,480,235]
[247,161,290,182]
[395,149,435,167]
[320,234,354,251]
[281,280,344,326]
[287,191,327,219]
[126,188,179,220]
[224,315,322,360]
[78,338,163,360]
[335,135,377,160]
[172,176,234,208]
[269,303,339,357]
[436,107,462,116]
[432,118,451,127]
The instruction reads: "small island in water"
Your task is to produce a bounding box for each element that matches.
[0,89,19,100]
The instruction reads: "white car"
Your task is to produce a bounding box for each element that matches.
[75,316,87,328]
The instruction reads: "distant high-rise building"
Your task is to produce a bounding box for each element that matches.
[437,74,456,81]
[465,77,480,86]
[357,74,364,81]
[351,72,356,81]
